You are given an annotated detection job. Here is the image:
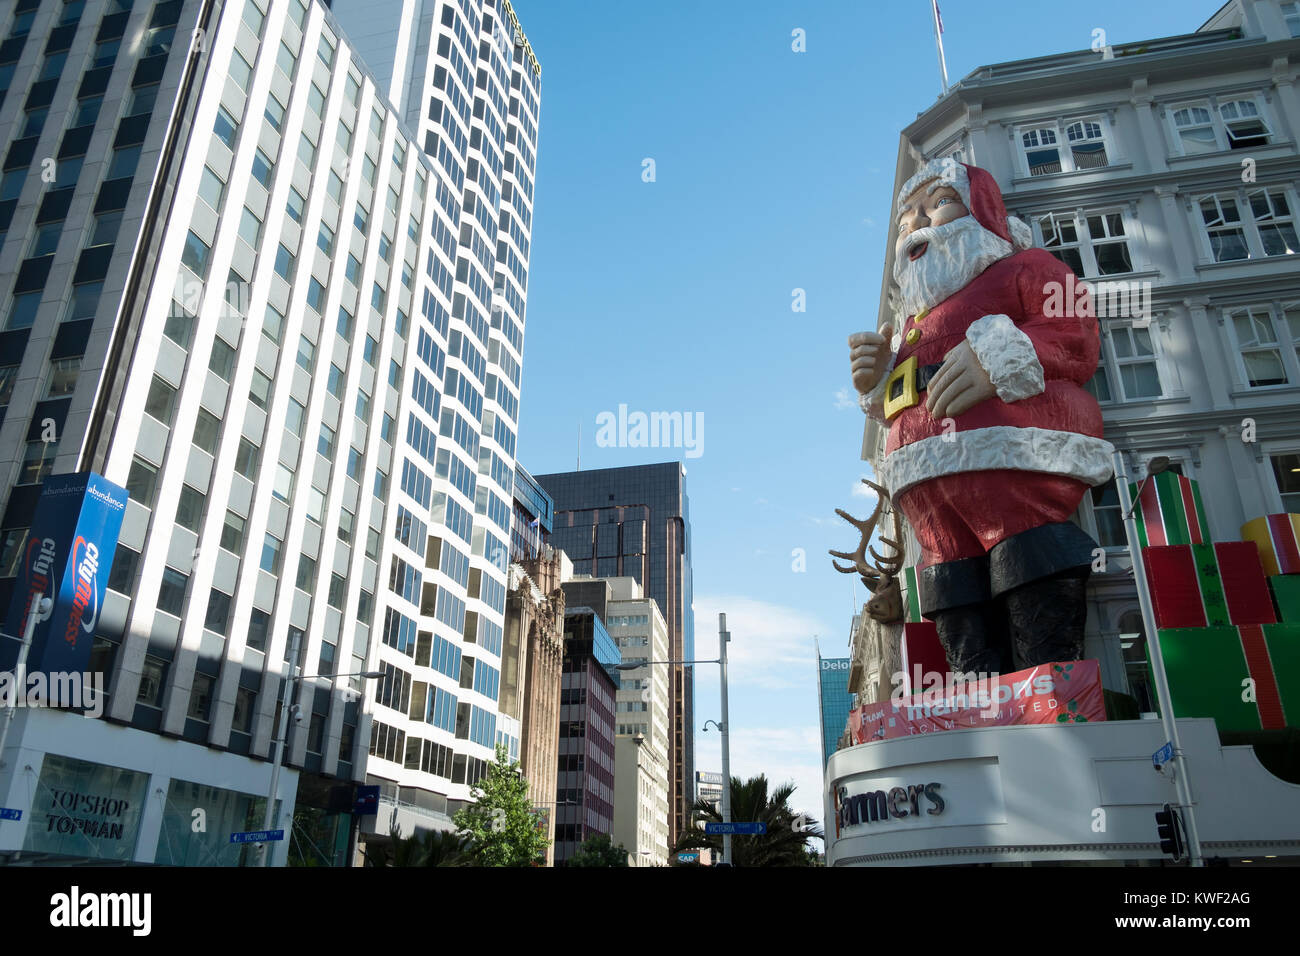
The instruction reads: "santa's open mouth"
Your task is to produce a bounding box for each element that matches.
[908,241,929,261]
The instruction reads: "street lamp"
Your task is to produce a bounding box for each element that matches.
[257,624,382,867]
[1113,450,1204,866]
[614,610,734,865]
[0,594,53,770]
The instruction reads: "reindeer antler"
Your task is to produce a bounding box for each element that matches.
[829,479,903,593]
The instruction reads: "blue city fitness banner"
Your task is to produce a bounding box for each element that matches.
[1,473,128,674]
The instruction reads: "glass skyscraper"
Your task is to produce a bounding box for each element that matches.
[817,655,854,769]
[535,461,695,845]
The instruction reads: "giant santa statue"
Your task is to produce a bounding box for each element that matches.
[849,158,1115,675]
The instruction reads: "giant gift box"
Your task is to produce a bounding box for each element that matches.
[1130,470,1210,547]
[1142,542,1275,629]
[1156,624,1300,731]
[1241,513,1300,577]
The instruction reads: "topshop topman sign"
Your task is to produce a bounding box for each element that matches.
[1,473,128,675]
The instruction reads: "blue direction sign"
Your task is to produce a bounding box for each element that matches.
[230,829,285,844]
[704,822,766,835]
[1152,741,1174,769]
[0,808,22,821]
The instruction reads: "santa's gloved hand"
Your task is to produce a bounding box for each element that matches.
[849,323,894,395]
[925,340,997,418]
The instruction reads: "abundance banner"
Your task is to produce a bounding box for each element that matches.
[848,660,1106,743]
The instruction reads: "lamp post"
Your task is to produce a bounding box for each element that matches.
[614,610,733,866]
[1113,450,1204,866]
[0,595,53,770]
[258,626,382,867]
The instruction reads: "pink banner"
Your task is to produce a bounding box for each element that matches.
[850,660,1106,743]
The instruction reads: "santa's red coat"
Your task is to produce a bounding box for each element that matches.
[878,248,1112,564]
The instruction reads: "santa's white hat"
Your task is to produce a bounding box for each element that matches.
[896,159,1033,252]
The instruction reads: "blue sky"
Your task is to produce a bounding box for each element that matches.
[509,0,1227,824]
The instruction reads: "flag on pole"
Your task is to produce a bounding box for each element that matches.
[931,0,950,94]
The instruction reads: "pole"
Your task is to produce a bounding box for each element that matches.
[931,0,949,95]
[1113,450,1204,866]
[260,627,302,867]
[718,613,731,866]
[0,596,50,770]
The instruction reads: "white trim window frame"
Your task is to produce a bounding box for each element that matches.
[1169,94,1273,155]
[1033,207,1136,277]
[1222,300,1300,389]
[1266,448,1300,513]
[1196,186,1300,262]
[1285,2,1300,38]
[1017,115,1114,177]
[1102,322,1164,401]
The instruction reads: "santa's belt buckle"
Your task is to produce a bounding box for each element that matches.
[882,356,919,421]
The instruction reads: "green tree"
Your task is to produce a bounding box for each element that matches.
[566,833,630,867]
[673,773,824,867]
[453,744,549,866]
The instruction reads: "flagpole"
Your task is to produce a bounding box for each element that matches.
[931,0,949,95]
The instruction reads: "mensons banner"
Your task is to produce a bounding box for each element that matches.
[1,472,127,675]
[848,660,1106,743]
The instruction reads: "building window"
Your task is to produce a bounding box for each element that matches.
[18,440,57,485]
[1034,209,1134,277]
[45,358,80,399]
[144,375,177,425]
[1285,2,1300,37]
[274,244,295,280]
[1020,117,1111,177]
[251,149,274,189]
[1104,325,1162,400]
[286,187,305,224]
[318,423,336,458]
[273,464,294,502]
[238,207,262,248]
[204,588,233,636]
[127,84,159,118]
[220,511,246,553]
[285,400,306,438]
[1198,194,1248,262]
[29,222,62,258]
[1088,480,1125,548]
[87,210,123,249]
[176,484,206,533]
[1171,97,1271,154]
[126,456,159,508]
[181,230,211,277]
[198,166,224,210]
[250,369,272,410]
[1250,189,1299,257]
[157,568,188,616]
[296,335,315,373]
[235,438,259,479]
[229,51,253,92]
[73,96,103,129]
[193,408,220,454]
[106,543,139,594]
[233,688,256,732]
[137,658,167,707]
[0,365,19,409]
[327,364,344,397]
[107,145,141,180]
[1225,303,1290,387]
[188,674,214,722]
[248,609,270,653]
[261,533,282,574]
[65,282,102,323]
[209,337,236,381]
[1272,454,1300,512]
[5,292,41,331]
[214,106,238,150]
[296,555,317,591]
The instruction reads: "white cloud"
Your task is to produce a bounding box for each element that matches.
[694,594,830,690]
[851,477,878,500]
[693,726,827,831]
[833,387,858,411]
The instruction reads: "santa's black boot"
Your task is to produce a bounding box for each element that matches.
[988,522,1097,671]
[1003,568,1089,670]
[920,554,1010,677]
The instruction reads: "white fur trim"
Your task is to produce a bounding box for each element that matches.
[966,314,1045,403]
[897,159,971,212]
[1007,215,1033,251]
[877,426,1115,497]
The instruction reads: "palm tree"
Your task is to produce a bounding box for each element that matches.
[420,828,471,867]
[674,773,824,867]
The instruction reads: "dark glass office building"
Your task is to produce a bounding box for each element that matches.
[535,462,694,844]
[555,607,619,865]
[817,655,854,769]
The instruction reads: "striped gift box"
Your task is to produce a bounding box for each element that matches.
[1241,514,1300,577]
[1130,471,1210,547]
[902,565,925,624]
[1155,624,1299,731]
[1142,543,1275,629]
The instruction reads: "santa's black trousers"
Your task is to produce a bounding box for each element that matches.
[931,567,1089,676]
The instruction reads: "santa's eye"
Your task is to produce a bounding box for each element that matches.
[936,197,952,206]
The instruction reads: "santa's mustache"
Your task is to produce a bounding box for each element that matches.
[895,219,963,276]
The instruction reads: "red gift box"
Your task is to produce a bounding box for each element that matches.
[1143,543,1275,629]
[899,621,947,695]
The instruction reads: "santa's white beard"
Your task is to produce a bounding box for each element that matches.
[893,215,1014,316]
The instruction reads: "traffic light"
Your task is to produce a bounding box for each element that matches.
[1155,804,1184,860]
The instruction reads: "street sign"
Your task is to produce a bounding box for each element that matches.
[677,852,699,862]
[1152,741,1174,769]
[0,808,21,821]
[705,822,766,835]
[230,829,285,844]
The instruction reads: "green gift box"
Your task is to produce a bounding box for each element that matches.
[1270,575,1300,624]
